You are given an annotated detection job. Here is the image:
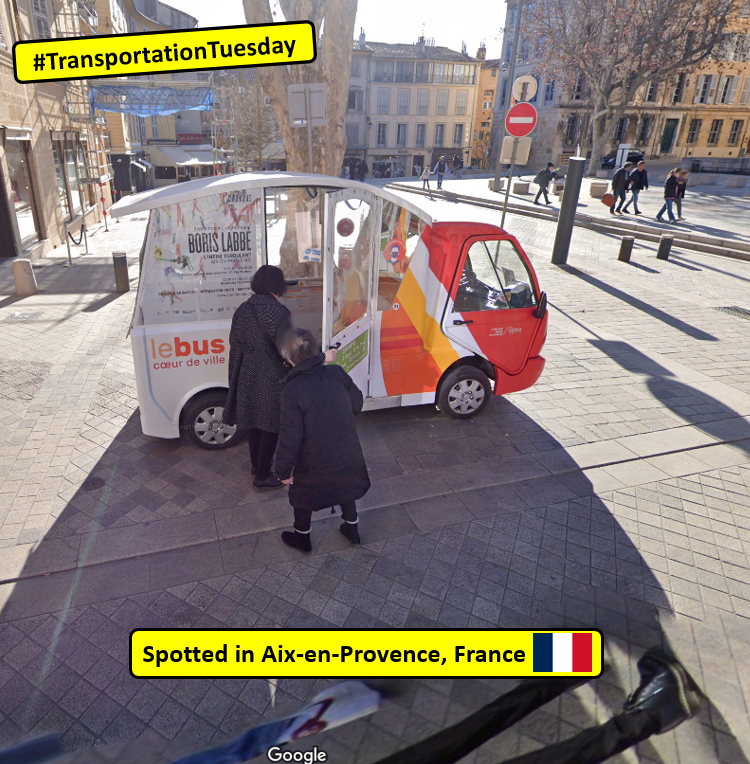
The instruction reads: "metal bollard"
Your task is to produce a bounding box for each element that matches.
[13,258,38,296]
[656,235,674,261]
[618,236,635,263]
[113,252,130,293]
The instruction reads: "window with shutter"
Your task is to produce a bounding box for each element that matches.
[32,0,52,39]
[0,14,6,48]
[739,77,750,106]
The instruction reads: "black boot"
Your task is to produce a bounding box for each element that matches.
[340,522,361,545]
[624,649,704,733]
[281,530,312,553]
[254,474,283,489]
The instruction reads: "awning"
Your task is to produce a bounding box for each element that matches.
[131,160,148,172]
[184,149,223,165]
[149,145,203,167]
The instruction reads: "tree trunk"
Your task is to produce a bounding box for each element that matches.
[243,0,358,177]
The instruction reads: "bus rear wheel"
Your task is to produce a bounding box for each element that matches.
[180,391,241,450]
[437,366,492,419]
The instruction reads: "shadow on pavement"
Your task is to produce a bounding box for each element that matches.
[559,265,718,342]
[0,389,747,760]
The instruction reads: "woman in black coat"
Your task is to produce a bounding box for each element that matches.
[274,329,370,552]
[223,265,292,489]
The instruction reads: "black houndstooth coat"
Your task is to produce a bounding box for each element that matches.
[223,293,291,433]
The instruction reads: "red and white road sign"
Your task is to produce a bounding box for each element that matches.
[505,102,538,138]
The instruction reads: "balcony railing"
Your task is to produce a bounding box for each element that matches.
[373,73,394,82]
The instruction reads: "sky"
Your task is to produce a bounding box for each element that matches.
[165,0,504,59]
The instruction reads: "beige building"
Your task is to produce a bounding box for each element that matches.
[346,31,480,178]
[0,0,108,259]
[471,45,501,168]
[494,1,750,173]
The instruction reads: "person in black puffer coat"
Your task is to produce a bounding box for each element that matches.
[275,328,370,552]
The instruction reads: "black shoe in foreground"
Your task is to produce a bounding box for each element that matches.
[624,649,704,733]
[281,530,312,553]
[340,522,361,545]
[253,474,283,489]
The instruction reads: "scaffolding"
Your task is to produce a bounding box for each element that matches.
[210,73,238,173]
[52,0,114,227]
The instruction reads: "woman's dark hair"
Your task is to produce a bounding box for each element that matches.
[281,328,319,366]
[251,265,286,297]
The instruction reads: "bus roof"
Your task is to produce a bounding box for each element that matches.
[109,172,433,225]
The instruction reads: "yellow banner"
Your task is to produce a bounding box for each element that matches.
[131,630,603,678]
[14,21,316,84]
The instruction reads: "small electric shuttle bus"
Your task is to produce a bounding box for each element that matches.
[110,173,548,450]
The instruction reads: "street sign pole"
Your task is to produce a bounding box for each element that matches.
[304,87,314,174]
[500,138,518,230]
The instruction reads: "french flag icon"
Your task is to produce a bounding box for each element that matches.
[533,632,593,672]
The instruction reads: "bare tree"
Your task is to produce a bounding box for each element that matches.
[242,0,357,176]
[227,70,280,172]
[524,0,739,173]
[472,132,493,169]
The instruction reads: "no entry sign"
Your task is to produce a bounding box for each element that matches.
[505,102,538,137]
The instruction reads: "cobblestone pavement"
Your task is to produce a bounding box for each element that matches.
[0,195,750,764]
[393,174,750,248]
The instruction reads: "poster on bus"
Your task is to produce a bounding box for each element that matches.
[137,189,262,326]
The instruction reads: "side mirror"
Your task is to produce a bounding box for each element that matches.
[533,291,547,319]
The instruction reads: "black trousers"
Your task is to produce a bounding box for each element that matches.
[248,428,279,480]
[294,499,358,533]
[375,675,660,764]
[534,185,550,204]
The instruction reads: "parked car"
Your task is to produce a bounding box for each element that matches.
[601,150,644,169]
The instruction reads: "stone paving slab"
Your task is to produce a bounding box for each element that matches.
[1,198,750,762]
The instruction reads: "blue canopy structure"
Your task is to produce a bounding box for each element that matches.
[88,85,213,117]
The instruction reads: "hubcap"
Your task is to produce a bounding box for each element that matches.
[447,379,485,415]
[194,405,237,445]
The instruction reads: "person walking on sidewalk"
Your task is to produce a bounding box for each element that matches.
[275,328,370,553]
[421,165,432,193]
[609,161,633,215]
[433,156,448,189]
[656,168,680,223]
[533,163,559,205]
[675,170,689,220]
[621,160,649,215]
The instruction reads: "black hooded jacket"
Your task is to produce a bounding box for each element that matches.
[274,355,370,511]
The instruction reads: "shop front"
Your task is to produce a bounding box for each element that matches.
[0,129,41,256]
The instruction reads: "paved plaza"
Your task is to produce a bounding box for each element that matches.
[0,191,749,763]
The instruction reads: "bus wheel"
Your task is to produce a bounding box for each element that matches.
[437,366,492,419]
[180,391,240,450]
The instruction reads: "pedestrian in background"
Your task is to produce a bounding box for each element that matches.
[622,160,649,215]
[533,163,559,205]
[610,161,633,215]
[275,329,369,553]
[452,153,463,178]
[675,170,689,220]
[433,156,448,189]
[656,168,680,223]
[421,165,432,193]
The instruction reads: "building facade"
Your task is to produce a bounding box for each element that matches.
[0,0,109,260]
[471,45,501,168]
[346,31,480,178]
[494,1,750,173]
